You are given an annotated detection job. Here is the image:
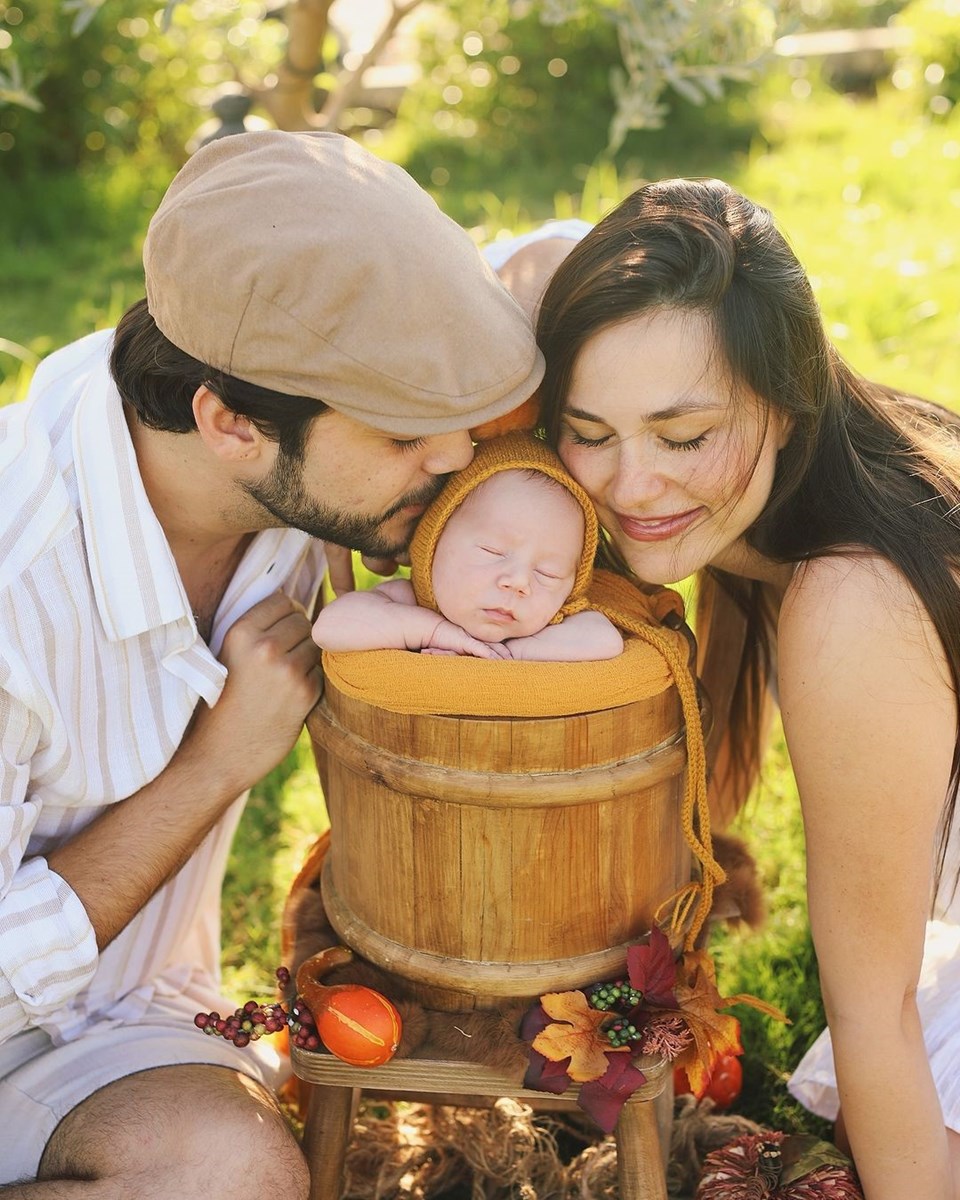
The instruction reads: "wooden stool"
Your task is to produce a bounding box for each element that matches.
[291,1046,673,1200]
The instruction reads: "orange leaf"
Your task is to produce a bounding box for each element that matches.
[654,952,744,1097]
[533,991,621,1083]
[723,992,790,1024]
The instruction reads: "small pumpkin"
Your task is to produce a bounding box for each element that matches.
[674,1051,743,1110]
[296,946,401,1068]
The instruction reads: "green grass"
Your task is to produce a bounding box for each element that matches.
[713,725,831,1136]
[3,62,958,1144]
[220,732,330,999]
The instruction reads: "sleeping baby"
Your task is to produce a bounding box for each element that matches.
[312,433,623,663]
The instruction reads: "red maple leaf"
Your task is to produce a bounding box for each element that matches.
[626,925,678,1007]
[577,1052,648,1133]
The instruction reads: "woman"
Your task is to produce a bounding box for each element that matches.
[505,179,960,1200]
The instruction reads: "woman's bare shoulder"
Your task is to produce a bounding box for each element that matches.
[781,551,928,635]
[778,550,951,701]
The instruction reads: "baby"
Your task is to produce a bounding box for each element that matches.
[312,435,623,662]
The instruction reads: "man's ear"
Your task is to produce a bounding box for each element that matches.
[192,386,266,463]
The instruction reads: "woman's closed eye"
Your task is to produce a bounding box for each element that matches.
[659,431,710,451]
[564,421,711,452]
[565,427,613,448]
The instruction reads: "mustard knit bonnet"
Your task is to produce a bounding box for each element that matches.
[409,431,598,623]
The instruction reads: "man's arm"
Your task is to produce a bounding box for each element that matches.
[0,593,322,1046]
[504,611,623,662]
[0,685,99,1043]
[44,593,321,953]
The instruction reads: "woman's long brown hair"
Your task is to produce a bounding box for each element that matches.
[537,178,960,897]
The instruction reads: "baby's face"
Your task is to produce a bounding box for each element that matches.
[431,470,584,642]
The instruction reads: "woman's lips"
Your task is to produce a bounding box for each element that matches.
[615,507,703,542]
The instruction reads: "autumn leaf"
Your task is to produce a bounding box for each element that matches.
[523,1048,573,1094]
[533,990,623,1083]
[578,1052,648,1133]
[660,951,743,1097]
[519,1002,551,1042]
[626,925,678,1007]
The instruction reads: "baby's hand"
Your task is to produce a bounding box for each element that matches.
[423,619,511,659]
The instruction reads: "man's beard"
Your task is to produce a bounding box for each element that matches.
[242,448,447,557]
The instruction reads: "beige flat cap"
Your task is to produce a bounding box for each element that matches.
[144,131,544,435]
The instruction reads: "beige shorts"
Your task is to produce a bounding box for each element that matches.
[0,991,285,1184]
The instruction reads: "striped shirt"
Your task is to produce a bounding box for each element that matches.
[0,329,325,1047]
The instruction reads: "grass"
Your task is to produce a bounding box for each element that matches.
[0,161,163,383]
[3,60,958,1147]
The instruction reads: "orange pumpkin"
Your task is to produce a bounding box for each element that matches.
[314,985,402,1067]
[296,947,402,1068]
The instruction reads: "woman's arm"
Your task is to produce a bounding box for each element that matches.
[504,610,623,661]
[778,554,956,1200]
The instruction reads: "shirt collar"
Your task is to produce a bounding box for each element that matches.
[72,343,319,654]
[72,345,193,642]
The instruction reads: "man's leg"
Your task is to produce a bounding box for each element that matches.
[0,1064,309,1200]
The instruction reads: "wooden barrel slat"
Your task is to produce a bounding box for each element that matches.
[309,700,687,808]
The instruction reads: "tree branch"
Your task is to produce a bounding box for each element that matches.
[318,0,422,131]
[256,0,335,131]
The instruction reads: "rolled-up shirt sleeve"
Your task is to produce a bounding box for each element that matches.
[0,689,98,1044]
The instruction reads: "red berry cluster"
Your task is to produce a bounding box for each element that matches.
[193,966,320,1051]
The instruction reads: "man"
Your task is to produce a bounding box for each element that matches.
[0,131,543,1197]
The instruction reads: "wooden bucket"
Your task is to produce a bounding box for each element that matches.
[307,674,692,1013]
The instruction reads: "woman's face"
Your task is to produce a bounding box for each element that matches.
[557,309,790,585]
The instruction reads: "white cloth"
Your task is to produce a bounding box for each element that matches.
[480,219,593,271]
[0,328,324,1167]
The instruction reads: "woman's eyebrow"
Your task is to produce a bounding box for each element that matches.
[565,398,720,424]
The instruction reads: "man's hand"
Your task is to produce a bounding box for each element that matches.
[324,543,356,597]
[185,592,322,793]
[322,543,409,598]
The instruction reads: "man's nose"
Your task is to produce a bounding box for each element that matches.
[421,430,474,475]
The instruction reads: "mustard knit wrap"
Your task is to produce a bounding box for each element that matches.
[409,431,597,623]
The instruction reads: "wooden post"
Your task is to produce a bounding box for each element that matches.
[615,1098,670,1200]
[301,1082,359,1200]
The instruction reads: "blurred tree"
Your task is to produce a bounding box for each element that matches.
[893,0,960,106]
[0,0,782,172]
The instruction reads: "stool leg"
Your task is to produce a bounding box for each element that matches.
[654,1075,674,1171]
[301,1083,360,1200]
[615,1100,669,1200]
